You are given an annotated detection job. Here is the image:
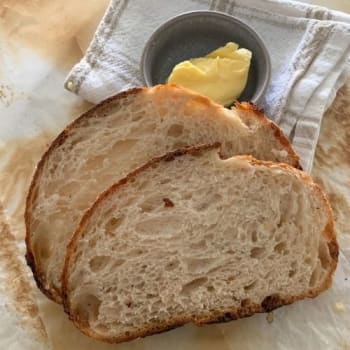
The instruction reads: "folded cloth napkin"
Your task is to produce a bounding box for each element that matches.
[65,0,350,172]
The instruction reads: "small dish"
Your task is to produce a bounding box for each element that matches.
[141,11,271,104]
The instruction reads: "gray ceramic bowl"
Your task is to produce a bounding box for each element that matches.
[141,11,271,104]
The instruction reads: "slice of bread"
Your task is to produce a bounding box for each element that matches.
[25,85,301,303]
[62,144,337,344]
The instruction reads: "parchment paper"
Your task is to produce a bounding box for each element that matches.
[0,1,349,349]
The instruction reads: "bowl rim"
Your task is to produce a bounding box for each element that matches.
[141,10,271,104]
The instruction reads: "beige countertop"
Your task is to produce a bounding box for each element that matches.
[0,1,349,349]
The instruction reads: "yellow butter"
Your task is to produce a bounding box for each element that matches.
[167,42,252,106]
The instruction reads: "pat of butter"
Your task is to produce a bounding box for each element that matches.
[167,42,252,106]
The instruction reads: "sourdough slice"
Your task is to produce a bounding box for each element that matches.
[62,144,337,344]
[25,84,301,303]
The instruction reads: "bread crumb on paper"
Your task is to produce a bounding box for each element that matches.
[266,312,274,324]
[66,81,75,91]
[335,302,345,312]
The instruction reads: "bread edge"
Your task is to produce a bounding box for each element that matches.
[61,146,338,344]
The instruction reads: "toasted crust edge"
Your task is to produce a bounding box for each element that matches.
[235,102,302,170]
[62,145,338,344]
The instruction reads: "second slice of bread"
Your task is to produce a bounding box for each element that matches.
[63,144,337,344]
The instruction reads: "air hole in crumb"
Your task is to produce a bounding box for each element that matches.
[131,113,143,122]
[165,260,179,271]
[89,255,111,272]
[274,242,287,254]
[189,239,207,250]
[69,135,84,147]
[251,231,258,242]
[89,237,97,248]
[205,233,214,241]
[250,247,265,259]
[289,269,297,278]
[129,248,145,257]
[244,280,257,291]
[304,257,312,265]
[180,277,208,295]
[103,286,115,294]
[159,178,172,185]
[167,124,184,137]
[146,293,157,299]
[207,285,215,292]
[112,259,125,269]
[76,294,101,323]
[288,261,297,278]
[239,232,247,241]
[105,216,124,234]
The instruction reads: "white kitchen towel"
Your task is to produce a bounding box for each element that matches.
[64,0,350,171]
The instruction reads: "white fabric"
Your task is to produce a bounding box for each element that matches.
[65,0,350,171]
